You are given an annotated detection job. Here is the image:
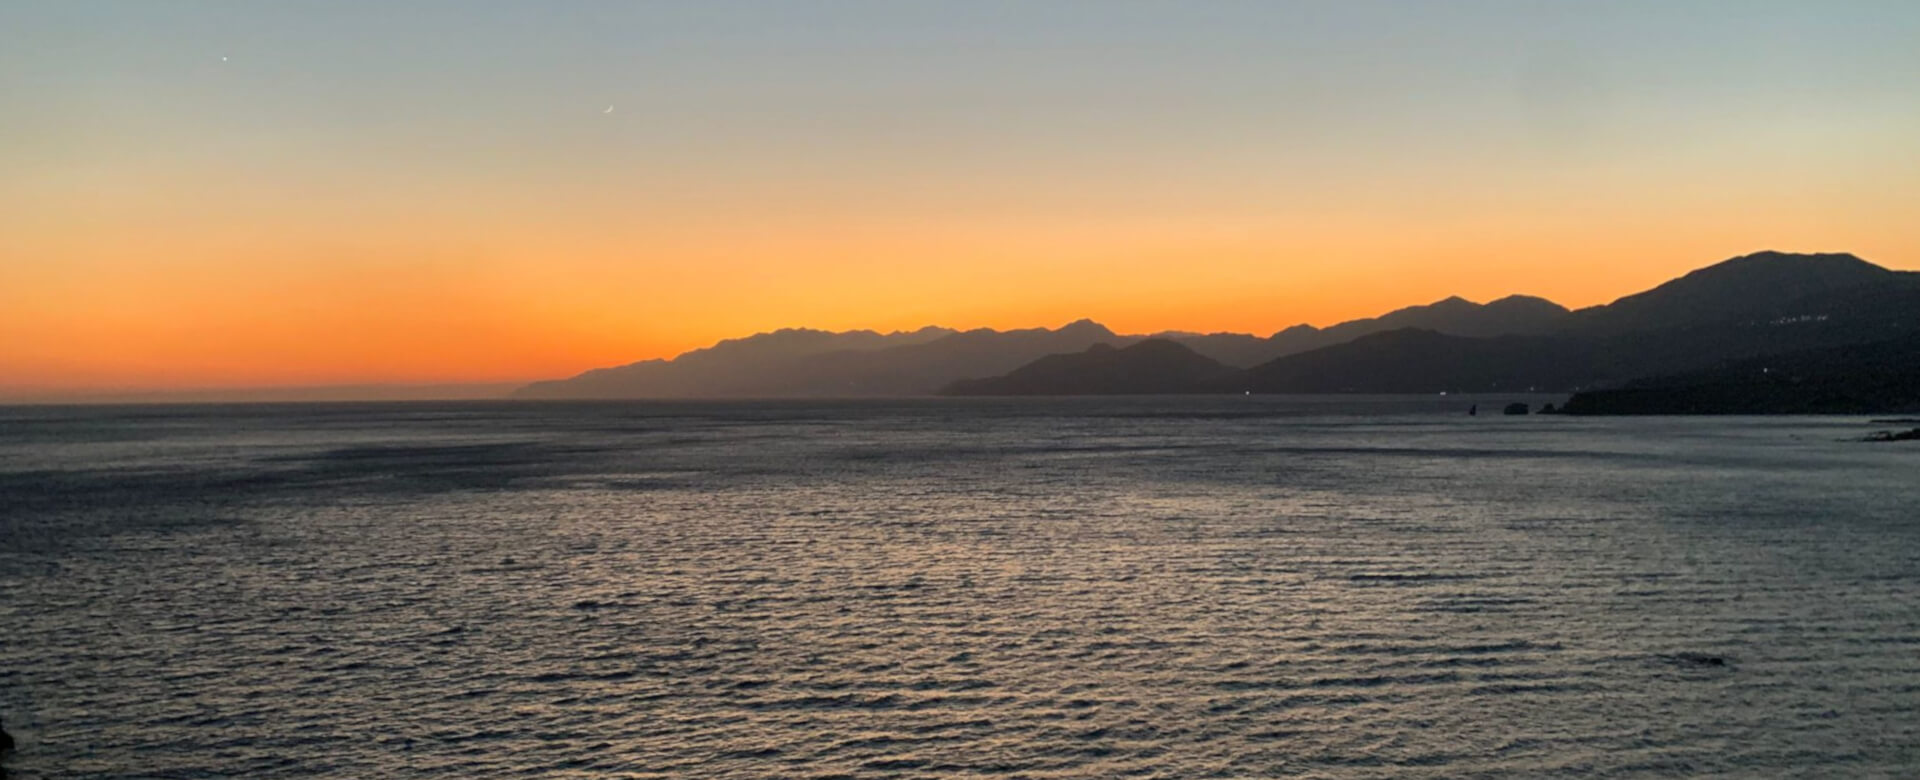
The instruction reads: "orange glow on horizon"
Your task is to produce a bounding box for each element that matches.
[8,2,1920,395]
[6,201,1916,392]
[6,83,1917,393]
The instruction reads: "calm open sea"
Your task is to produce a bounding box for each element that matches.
[2,398,1917,778]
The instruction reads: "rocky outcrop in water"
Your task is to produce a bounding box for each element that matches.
[1661,652,1731,668]
[1864,428,1920,442]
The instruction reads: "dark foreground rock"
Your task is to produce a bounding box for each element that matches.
[1864,428,1920,442]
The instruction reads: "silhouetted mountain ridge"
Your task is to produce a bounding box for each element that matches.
[516,321,1128,398]
[945,339,1235,395]
[1255,294,1572,361]
[945,251,1920,405]
[1231,329,1589,394]
[518,251,1918,406]
[1570,251,1901,333]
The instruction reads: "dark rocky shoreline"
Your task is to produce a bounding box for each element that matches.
[1563,334,1920,416]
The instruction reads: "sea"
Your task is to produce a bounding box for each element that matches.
[1,397,1916,779]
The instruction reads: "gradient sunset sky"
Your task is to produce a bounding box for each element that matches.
[5,1,1919,392]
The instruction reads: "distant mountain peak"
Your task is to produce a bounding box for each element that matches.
[1572,250,1897,333]
[1602,251,1888,302]
[1485,295,1572,315]
[1728,249,1867,264]
[1488,293,1556,305]
[1058,318,1115,336]
[1678,251,1882,283]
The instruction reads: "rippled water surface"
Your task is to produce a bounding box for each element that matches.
[2,398,1918,778]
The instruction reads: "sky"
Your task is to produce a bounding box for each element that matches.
[4,1,1919,393]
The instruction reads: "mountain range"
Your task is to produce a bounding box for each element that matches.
[514,296,1574,399]
[516,251,1920,410]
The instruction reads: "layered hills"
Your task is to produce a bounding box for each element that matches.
[517,289,1577,398]
[517,251,1920,412]
[516,321,1120,398]
[943,340,1237,396]
[949,251,1920,403]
